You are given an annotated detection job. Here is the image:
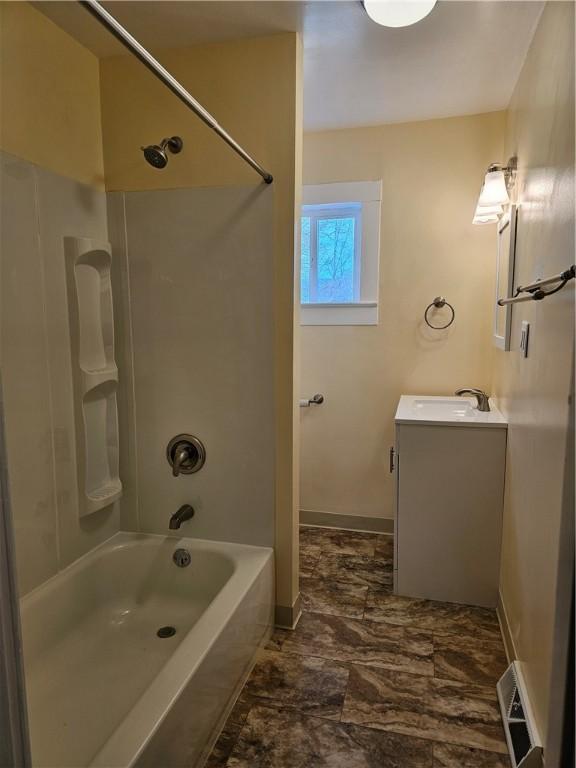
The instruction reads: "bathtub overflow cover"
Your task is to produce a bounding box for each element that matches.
[173,548,191,568]
[157,626,176,638]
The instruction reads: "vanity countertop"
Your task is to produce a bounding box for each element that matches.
[395,395,508,428]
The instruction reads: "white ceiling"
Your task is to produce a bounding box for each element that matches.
[36,1,543,131]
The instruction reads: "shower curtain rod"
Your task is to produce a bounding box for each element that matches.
[79,0,274,184]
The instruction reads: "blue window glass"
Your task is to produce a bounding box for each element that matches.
[316,217,355,302]
[300,203,361,304]
[300,216,311,304]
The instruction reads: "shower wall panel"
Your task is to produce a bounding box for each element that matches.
[0,151,119,595]
[0,152,57,595]
[109,185,275,546]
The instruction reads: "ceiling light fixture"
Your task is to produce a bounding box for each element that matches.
[472,158,517,225]
[363,0,437,28]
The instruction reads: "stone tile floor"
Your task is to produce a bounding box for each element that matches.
[207,526,511,767]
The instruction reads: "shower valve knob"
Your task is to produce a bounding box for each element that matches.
[166,434,206,476]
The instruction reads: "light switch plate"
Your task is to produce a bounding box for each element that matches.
[520,321,530,358]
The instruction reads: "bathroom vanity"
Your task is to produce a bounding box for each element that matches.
[393,396,507,608]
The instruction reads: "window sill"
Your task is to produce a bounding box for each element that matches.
[300,302,378,326]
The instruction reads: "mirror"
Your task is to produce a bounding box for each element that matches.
[494,205,518,350]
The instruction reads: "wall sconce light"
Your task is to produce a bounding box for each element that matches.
[473,211,500,225]
[472,203,503,225]
[473,158,517,225]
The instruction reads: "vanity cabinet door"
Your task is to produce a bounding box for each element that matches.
[395,423,506,607]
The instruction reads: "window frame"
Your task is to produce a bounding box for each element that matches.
[300,181,382,326]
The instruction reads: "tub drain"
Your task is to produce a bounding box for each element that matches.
[157,626,176,638]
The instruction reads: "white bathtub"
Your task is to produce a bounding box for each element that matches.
[19,532,274,768]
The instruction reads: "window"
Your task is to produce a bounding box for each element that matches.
[301,203,361,304]
[300,181,382,326]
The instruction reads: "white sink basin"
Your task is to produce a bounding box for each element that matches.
[412,398,476,418]
[395,395,507,427]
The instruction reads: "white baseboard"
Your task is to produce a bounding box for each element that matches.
[497,590,518,664]
[275,593,302,629]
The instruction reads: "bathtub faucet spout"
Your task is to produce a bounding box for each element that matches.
[169,504,195,530]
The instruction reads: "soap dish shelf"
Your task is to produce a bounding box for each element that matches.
[65,236,122,517]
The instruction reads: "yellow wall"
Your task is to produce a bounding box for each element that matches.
[100,34,298,192]
[301,111,505,521]
[492,1,574,742]
[0,1,104,187]
[100,33,302,618]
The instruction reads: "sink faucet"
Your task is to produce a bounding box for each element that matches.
[455,388,491,412]
[169,504,195,530]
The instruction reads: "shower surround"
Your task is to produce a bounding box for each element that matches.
[107,184,275,546]
[1,151,278,766]
[0,151,117,596]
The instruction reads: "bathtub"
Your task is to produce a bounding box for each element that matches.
[19,532,274,768]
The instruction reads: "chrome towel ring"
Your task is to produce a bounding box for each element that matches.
[424,296,455,329]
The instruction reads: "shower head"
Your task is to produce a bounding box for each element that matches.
[141,136,183,169]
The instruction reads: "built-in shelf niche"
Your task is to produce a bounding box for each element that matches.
[65,236,122,517]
